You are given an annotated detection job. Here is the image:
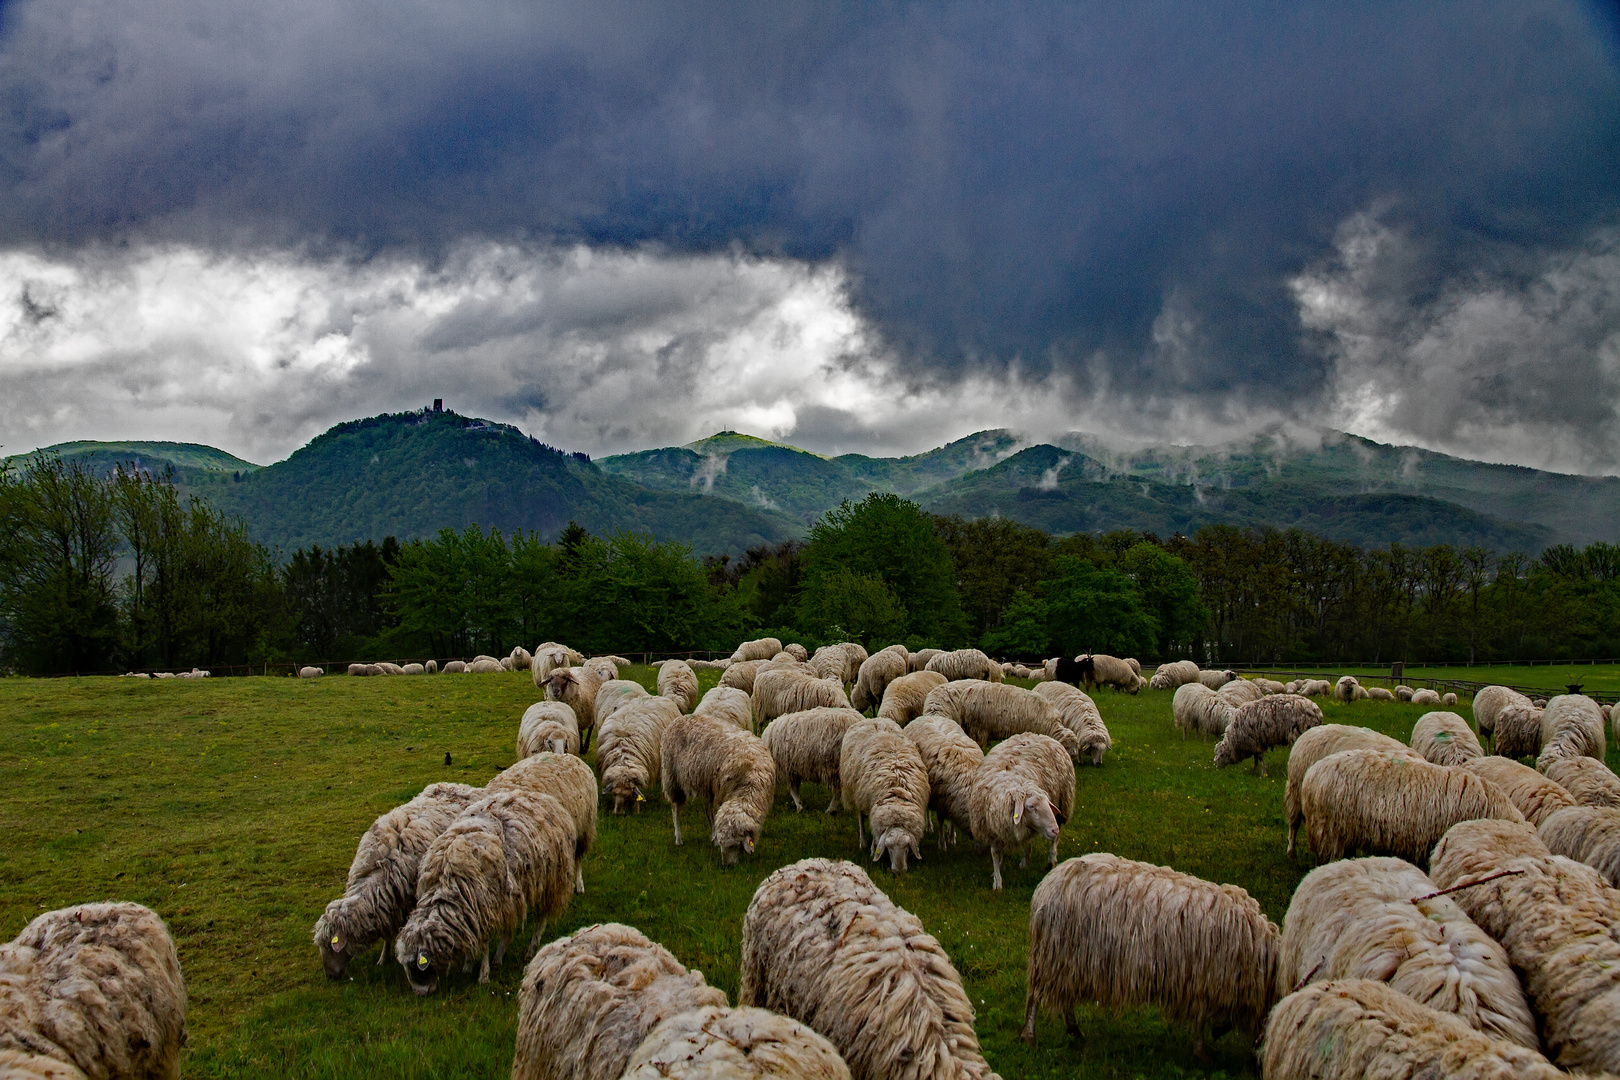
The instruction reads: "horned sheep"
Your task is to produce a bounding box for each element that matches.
[839,718,930,873]
[851,646,909,712]
[903,716,983,850]
[761,707,864,813]
[925,648,1002,683]
[1212,694,1322,776]
[692,685,754,732]
[596,697,681,815]
[876,670,947,725]
[622,1005,852,1079]
[660,714,776,864]
[740,858,999,1080]
[518,701,582,758]
[487,753,599,894]
[1283,725,1421,857]
[921,680,1085,761]
[752,669,851,727]
[1031,681,1111,765]
[1459,755,1577,827]
[968,733,1074,890]
[656,659,699,713]
[1409,710,1483,767]
[1541,754,1620,808]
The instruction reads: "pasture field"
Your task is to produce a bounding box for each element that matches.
[3,669,1602,1079]
[1252,662,1620,696]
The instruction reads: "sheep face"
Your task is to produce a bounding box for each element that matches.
[546,669,579,702]
[713,803,760,865]
[404,948,443,996]
[1016,792,1060,842]
[605,779,644,815]
[313,899,368,980]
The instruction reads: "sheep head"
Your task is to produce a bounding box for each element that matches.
[395,922,453,997]
[1211,735,1240,769]
[871,826,921,873]
[312,898,370,980]
[604,776,643,815]
[713,802,761,865]
[1014,792,1060,842]
[546,668,579,702]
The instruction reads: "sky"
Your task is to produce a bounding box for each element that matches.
[1,1,1618,472]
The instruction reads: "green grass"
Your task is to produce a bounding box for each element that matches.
[1245,663,1620,696]
[5,670,1602,1078]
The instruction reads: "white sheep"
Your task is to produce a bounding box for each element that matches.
[968,733,1074,890]
[752,668,851,727]
[1472,685,1529,750]
[299,666,323,678]
[1495,699,1547,758]
[1537,805,1620,887]
[1541,755,1620,808]
[1409,687,1441,705]
[692,685,754,732]
[1459,755,1577,827]
[1149,659,1201,690]
[1537,693,1606,767]
[921,680,1085,761]
[876,670,947,725]
[1197,668,1235,690]
[851,646,909,712]
[1333,675,1362,702]
[1409,710,1483,767]
[660,714,776,864]
[903,716,983,850]
[1031,681,1111,765]
[1172,682,1233,740]
[487,753,599,895]
[1212,694,1322,775]
[1282,725,1422,857]
[656,659,700,713]
[908,647,944,672]
[518,701,582,758]
[546,666,606,751]
[622,1005,852,1079]
[594,679,650,730]
[1083,653,1142,693]
[924,648,1002,683]
[730,637,783,664]
[761,706,864,813]
[839,718,930,873]
[596,697,681,815]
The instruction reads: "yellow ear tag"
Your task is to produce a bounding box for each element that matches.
[331,935,340,947]
[1013,805,1023,824]
[636,791,644,802]
[417,954,429,968]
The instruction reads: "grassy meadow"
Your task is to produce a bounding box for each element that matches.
[6,666,1618,1078]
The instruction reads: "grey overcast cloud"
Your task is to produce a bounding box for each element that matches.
[1,2,1617,470]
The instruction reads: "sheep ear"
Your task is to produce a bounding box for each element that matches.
[1012,795,1023,824]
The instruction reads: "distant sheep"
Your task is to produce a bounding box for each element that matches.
[730,637,783,664]
[656,659,699,713]
[968,733,1074,890]
[1031,681,1111,766]
[582,656,618,685]
[1459,755,1577,827]
[851,647,910,713]
[1494,700,1546,758]
[762,707,864,813]
[1442,692,1458,706]
[0,901,188,1080]
[1172,682,1233,740]
[425,659,438,674]
[752,669,851,727]
[1538,805,1620,887]
[487,753,599,895]
[1365,686,1393,701]
[925,648,1002,683]
[441,660,467,674]
[1084,654,1142,693]
[1409,711,1482,767]
[693,685,754,732]
[401,662,425,675]
[1394,684,1414,701]
[921,680,1084,761]
[840,718,929,873]
[1298,679,1332,697]
[299,666,323,678]
[1149,660,1201,690]
[1334,675,1362,702]
[469,658,504,674]
[596,697,682,815]
[903,716,983,850]
[740,858,997,1080]
[622,1005,852,1079]
[661,714,776,864]
[1473,685,1530,750]
[876,671,947,725]
[1197,668,1235,690]
[1021,854,1278,1056]
[1541,755,1620,808]
[518,701,582,758]
[1537,694,1606,767]
[1409,687,1441,706]
[1212,694,1322,776]
[908,648,944,672]
[532,643,581,683]
[1283,725,1421,857]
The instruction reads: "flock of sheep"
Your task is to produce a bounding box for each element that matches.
[14,640,1620,1079]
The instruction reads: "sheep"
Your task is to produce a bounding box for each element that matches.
[622,1005,852,1079]
[908,648,944,672]
[1197,668,1235,690]
[968,733,1074,889]
[903,716,983,850]
[1283,726,1421,856]
[469,658,504,674]
[1472,685,1528,748]
[924,648,1001,683]
[1254,678,1289,695]
[512,922,728,1080]
[487,753,599,894]
[920,680,1085,761]
[1276,857,1537,1047]
[0,902,188,1080]
[730,637,783,664]
[761,707,864,813]
[313,781,484,978]
[1410,687,1441,706]
[1262,979,1566,1080]
[693,685,754,732]
[426,659,438,674]
[376,661,406,675]
[1031,681,1111,765]
[395,788,575,993]
[518,701,582,758]
[851,647,909,713]
[582,656,618,685]
[596,697,681,815]
[1172,682,1234,740]
[1150,659,1201,690]
[1083,653,1141,693]
[812,643,868,685]
[1443,692,1458,706]
[594,679,650,730]
[1537,805,1620,887]
[1409,711,1483,767]
[348,663,374,676]
[739,858,998,1080]
[401,662,425,675]
[1297,678,1332,697]
[1459,756,1578,827]
[1334,675,1362,702]
[1217,678,1265,708]
[1021,853,1278,1056]
[660,715,776,864]
[1365,686,1394,701]
[1212,694,1322,776]
[1300,749,1524,865]
[782,642,810,662]
[532,645,573,684]
[1429,817,1620,1074]
[839,718,930,873]
[1537,694,1607,767]
[441,660,467,674]
[876,671,947,725]
[547,666,605,751]
[299,666,323,678]
[510,646,533,671]
[1541,755,1620,808]
[1394,684,1414,701]
[752,669,852,727]
[656,659,699,713]
[1495,700,1547,759]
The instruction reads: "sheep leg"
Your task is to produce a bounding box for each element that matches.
[671,802,684,846]
[493,936,507,967]
[991,847,1004,890]
[825,782,840,814]
[575,866,586,894]
[1049,835,1059,867]
[787,780,804,812]
[1259,755,1268,778]
[855,810,866,849]
[1019,840,1029,869]
[1020,994,1039,1044]
[478,947,491,984]
[528,920,548,956]
[376,936,389,965]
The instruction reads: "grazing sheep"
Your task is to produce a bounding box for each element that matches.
[469,658,504,674]
[1537,694,1607,767]
[1393,684,1414,701]
[546,666,606,749]
[313,781,484,978]
[851,647,910,712]
[968,733,1074,890]
[396,789,575,993]
[1031,681,1111,765]
[1277,857,1537,1047]
[1409,711,1483,767]
[876,671,947,725]
[840,718,930,873]
[811,643,868,685]
[1172,682,1234,740]
[1459,756,1577,827]
[299,666,323,678]
[753,669,852,727]
[921,681,1085,761]
[903,716,983,849]
[0,902,188,1080]
[1537,805,1620,887]
[661,715,776,864]
[622,1005,852,1079]
[731,637,783,664]
[1298,679,1332,697]
[532,645,574,684]
[908,648,944,672]
[1021,854,1278,1055]
[1429,818,1620,1074]
[441,660,468,674]
[1300,749,1524,865]
[1262,979,1565,1080]
[1495,700,1547,759]
[739,858,998,1080]
[1410,687,1441,706]
[1213,694,1322,776]
[1541,755,1620,808]
[782,642,810,662]
[1216,678,1264,708]
[1197,668,1235,690]
[1334,675,1362,702]
[1365,686,1393,701]
[925,648,1002,683]
[597,697,682,815]
[425,659,438,674]
[511,922,727,1080]
[376,661,406,675]
[518,701,581,758]
[1283,726,1421,857]
[762,707,864,813]
[348,663,375,676]
[656,660,700,713]
[693,685,754,732]
[487,753,599,894]
[401,662,425,675]
[594,679,650,730]
[1083,653,1141,693]
[1474,686,1530,750]
[1150,660,1201,690]
[1253,678,1289,695]
[1442,692,1458,706]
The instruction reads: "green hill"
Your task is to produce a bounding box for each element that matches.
[4,440,260,484]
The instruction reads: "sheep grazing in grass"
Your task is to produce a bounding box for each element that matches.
[1541,755,1620,808]
[401,662,425,675]
[512,922,727,1080]
[581,657,618,686]
[1333,675,1362,702]
[908,648,944,672]
[851,647,909,712]
[531,644,579,684]
[1443,692,1458,706]
[1172,682,1234,740]
[740,858,998,1080]
[299,666,323,678]
[1021,854,1278,1056]
[1409,711,1483,767]
[1083,653,1142,693]
[656,659,699,713]
[487,753,599,895]
[396,789,575,994]
[1537,694,1607,768]
[921,680,1084,761]
[812,643,868,685]
[1031,681,1111,765]
[924,648,1002,683]
[547,666,606,751]
[597,697,682,815]
[1212,694,1322,776]
[1149,659,1201,690]
[0,902,188,1080]
[622,1005,852,1079]
[1429,818,1620,1075]
[876,671,947,725]
[1494,700,1547,759]
[1262,979,1565,1080]
[1409,687,1441,706]
[1365,686,1394,701]
[840,718,929,873]
[1297,679,1332,697]
[781,642,809,662]
[595,679,650,730]
[692,685,754,732]
[968,733,1074,890]
[761,707,864,813]
[1459,756,1577,827]
[441,660,467,674]
[314,781,484,978]
[1197,668,1235,690]
[1216,678,1264,708]
[903,716,983,850]
[731,637,783,664]
[1473,685,1530,750]
[1537,805,1620,887]
[469,658,504,674]
[518,701,581,758]
[660,715,776,865]
[1394,684,1414,701]
[425,659,438,674]
[348,663,376,676]
[1299,749,1523,866]
[753,669,852,727]
[1284,726,1421,857]
[1277,857,1536,1047]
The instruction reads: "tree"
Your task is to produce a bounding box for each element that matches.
[799,565,908,647]
[932,515,1052,640]
[1042,557,1159,659]
[979,590,1050,656]
[1115,542,1207,659]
